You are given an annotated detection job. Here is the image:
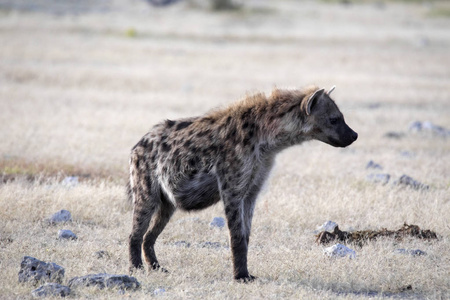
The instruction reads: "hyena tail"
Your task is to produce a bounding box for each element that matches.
[126,180,133,205]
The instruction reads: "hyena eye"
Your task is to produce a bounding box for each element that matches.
[329,117,339,125]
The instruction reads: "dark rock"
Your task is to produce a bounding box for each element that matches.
[209,217,225,228]
[68,273,140,291]
[93,250,110,259]
[395,175,429,190]
[198,241,222,249]
[145,0,181,7]
[47,210,72,225]
[31,283,70,298]
[395,249,427,256]
[173,241,191,248]
[366,160,383,170]
[57,229,77,240]
[384,132,405,139]
[18,256,65,285]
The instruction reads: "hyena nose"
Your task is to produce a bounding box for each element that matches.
[352,132,358,141]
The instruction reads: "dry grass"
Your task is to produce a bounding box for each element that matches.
[0,0,449,299]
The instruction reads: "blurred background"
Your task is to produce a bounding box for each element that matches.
[1,2,449,298]
[1,0,449,180]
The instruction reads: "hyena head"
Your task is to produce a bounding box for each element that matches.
[302,86,358,147]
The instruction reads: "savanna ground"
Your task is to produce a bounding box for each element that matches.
[0,0,449,299]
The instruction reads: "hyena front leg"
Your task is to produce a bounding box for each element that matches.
[224,199,253,281]
[223,163,273,281]
[142,195,175,271]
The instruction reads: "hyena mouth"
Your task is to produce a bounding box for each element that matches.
[328,135,357,148]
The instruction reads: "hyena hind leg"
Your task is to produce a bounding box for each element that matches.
[129,197,160,274]
[142,197,176,272]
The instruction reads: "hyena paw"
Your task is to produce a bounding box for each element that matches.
[235,274,257,283]
[151,262,169,273]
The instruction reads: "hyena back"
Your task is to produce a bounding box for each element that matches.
[128,86,357,281]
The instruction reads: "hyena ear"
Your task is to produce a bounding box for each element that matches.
[306,88,325,115]
[327,85,336,95]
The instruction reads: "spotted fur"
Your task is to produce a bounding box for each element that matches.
[128,86,358,281]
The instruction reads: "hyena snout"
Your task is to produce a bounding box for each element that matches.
[330,123,358,148]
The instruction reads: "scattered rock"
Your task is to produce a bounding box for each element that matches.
[323,243,356,259]
[399,151,414,158]
[145,0,181,7]
[58,229,77,240]
[366,173,390,185]
[153,288,166,295]
[198,241,222,249]
[93,250,110,259]
[366,160,383,170]
[47,210,72,225]
[61,176,78,187]
[18,256,65,285]
[409,121,450,137]
[210,217,225,228]
[173,241,191,248]
[395,249,427,256]
[367,103,381,109]
[384,131,405,139]
[31,283,71,298]
[316,223,438,246]
[317,221,338,232]
[395,175,429,190]
[68,273,140,291]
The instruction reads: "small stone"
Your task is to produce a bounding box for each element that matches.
[323,243,356,259]
[18,256,65,285]
[58,230,77,240]
[31,283,70,298]
[173,241,191,248]
[317,221,338,232]
[61,176,78,187]
[93,250,110,259]
[409,121,450,137]
[366,173,390,185]
[210,217,225,228]
[395,249,427,256]
[199,241,222,249]
[68,273,140,291]
[47,210,72,225]
[395,175,429,190]
[367,103,381,109]
[384,132,405,139]
[400,151,414,158]
[409,121,423,132]
[153,288,166,295]
[366,160,383,170]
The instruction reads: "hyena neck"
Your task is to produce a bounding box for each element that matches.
[255,89,312,153]
[209,87,315,156]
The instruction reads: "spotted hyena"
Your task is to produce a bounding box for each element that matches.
[128,85,358,281]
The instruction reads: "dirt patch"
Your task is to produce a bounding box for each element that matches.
[316,223,438,246]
